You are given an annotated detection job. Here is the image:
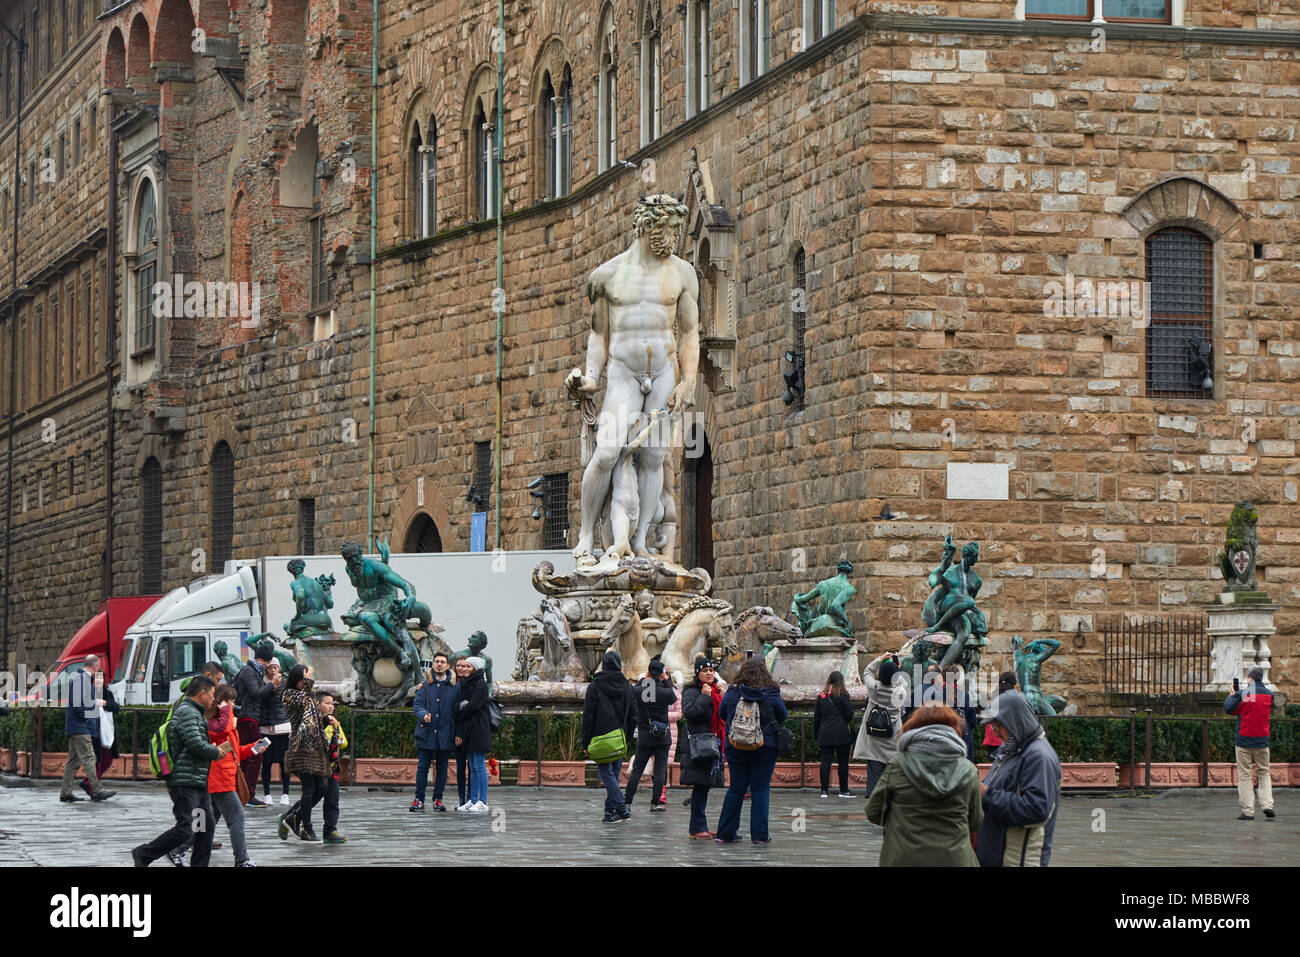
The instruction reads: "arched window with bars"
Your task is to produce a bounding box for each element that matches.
[1145,227,1214,398]
[141,457,163,593]
[210,441,234,571]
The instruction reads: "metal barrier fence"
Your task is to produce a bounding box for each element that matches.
[1103,613,1210,701]
[10,704,1293,794]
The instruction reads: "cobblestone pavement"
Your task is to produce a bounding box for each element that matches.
[1,778,1295,866]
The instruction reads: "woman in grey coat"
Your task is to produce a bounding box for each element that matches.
[852,654,906,796]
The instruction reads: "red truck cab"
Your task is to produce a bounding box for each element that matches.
[24,596,160,704]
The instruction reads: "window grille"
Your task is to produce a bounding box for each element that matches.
[1145,228,1213,398]
[142,457,163,593]
[211,442,234,571]
[543,472,569,550]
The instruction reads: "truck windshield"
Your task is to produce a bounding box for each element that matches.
[130,637,153,683]
[113,639,135,683]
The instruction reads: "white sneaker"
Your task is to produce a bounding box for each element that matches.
[468,802,489,813]
[262,794,272,805]
[456,802,471,811]
[280,793,291,806]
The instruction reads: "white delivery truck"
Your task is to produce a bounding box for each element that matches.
[109,550,573,706]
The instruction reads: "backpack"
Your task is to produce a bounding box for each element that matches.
[148,700,181,779]
[486,697,503,734]
[729,697,764,750]
[866,704,894,739]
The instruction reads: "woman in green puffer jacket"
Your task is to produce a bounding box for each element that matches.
[865,705,983,867]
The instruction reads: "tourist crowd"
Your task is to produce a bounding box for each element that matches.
[46,636,1276,867]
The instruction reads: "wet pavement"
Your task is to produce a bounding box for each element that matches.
[1,777,1295,866]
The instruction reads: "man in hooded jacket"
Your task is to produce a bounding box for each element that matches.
[582,650,637,823]
[974,690,1061,867]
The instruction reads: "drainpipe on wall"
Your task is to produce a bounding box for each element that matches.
[494,0,504,550]
[104,98,118,600]
[367,0,378,552]
[1,28,23,666]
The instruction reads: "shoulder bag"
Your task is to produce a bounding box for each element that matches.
[686,731,721,765]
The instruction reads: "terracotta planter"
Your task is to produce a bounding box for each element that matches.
[349,758,498,787]
[1060,762,1118,788]
[515,761,588,786]
[1289,764,1300,787]
[1118,762,1237,788]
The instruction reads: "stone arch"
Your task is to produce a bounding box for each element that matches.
[400,89,439,239]
[134,433,172,475]
[104,27,126,89]
[403,513,444,553]
[389,480,454,553]
[528,36,572,108]
[1121,177,1246,241]
[204,411,243,464]
[530,40,573,201]
[126,13,154,89]
[462,64,497,131]
[220,130,251,280]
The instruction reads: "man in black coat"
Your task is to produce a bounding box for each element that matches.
[232,640,278,806]
[582,650,637,823]
[623,658,677,810]
[412,652,458,811]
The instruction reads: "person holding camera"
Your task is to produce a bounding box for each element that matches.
[233,639,280,807]
[623,657,677,810]
[132,676,234,867]
[680,658,725,839]
[259,659,293,807]
[1225,667,1277,821]
[853,654,904,798]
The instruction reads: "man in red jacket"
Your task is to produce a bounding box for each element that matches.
[1224,667,1276,821]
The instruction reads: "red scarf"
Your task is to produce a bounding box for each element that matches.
[706,683,725,739]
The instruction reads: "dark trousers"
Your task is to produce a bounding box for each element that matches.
[323,777,340,833]
[455,744,468,804]
[79,744,115,796]
[866,760,886,797]
[819,743,851,793]
[237,718,262,798]
[136,786,214,867]
[716,747,778,842]
[597,759,626,815]
[261,734,290,795]
[623,739,670,805]
[415,748,452,803]
[689,785,711,835]
[287,773,328,832]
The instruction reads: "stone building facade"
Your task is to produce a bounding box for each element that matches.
[0,0,1297,711]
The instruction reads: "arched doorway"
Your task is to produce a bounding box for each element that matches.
[681,432,714,580]
[404,513,443,553]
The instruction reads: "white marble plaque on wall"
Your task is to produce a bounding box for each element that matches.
[946,462,1010,500]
